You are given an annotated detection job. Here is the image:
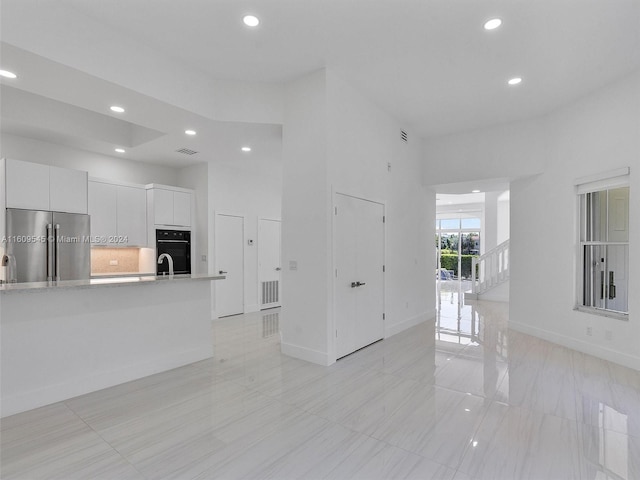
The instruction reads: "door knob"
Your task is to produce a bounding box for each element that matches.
[275,267,282,271]
[219,270,228,274]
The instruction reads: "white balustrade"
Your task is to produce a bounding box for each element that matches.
[471,240,510,295]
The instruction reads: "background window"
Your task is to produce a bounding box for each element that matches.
[579,186,629,315]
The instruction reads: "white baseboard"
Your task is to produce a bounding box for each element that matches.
[1,346,213,418]
[281,342,332,366]
[509,320,640,371]
[478,292,509,302]
[385,312,431,338]
[245,303,260,313]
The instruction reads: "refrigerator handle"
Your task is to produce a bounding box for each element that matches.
[47,224,54,281]
[54,224,61,281]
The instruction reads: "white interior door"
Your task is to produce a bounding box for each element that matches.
[335,194,385,359]
[215,214,244,317]
[258,219,282,309]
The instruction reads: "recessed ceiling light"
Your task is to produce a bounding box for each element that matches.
[110,106,125,113]
[185,130,197,136]
[0,69,18,79]
[472,189,481,193]
[483,18,502,30]
[241,146,252,152]
[115,148,125,153]
[243,15,260,27]
[508,77,522,86]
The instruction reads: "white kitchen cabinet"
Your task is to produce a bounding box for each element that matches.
[88,180,147,246]
[117,185,147,246]
[5,159,88,214]
[173,191,191,227]
[150,187,191,227]
[50,166,88,214]
[5,159,50,211]
[153,188,175,226]
[88,181,117,244]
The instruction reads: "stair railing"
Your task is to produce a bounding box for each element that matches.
[471,239,510,295]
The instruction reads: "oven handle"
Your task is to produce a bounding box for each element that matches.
[157,240,190,243]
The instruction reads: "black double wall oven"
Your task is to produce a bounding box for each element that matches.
[156,229,191,275]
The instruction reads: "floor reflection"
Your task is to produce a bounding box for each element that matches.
[2,301,639,479]
[434,280,639,479]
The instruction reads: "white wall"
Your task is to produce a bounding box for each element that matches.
[510,70,640,370]
[326,70,433,340]
[208,163,282,315]
[177,163,209,275]
[281,69,331,364]
[497,192,510,245]
[281,69,433,365]
[423,116,547,186]
[482,192,499,252]
[425,69,640,370]
[1,133,178,185]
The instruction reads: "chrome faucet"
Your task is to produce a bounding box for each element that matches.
[157,253,174,276]
[2,254,17,283]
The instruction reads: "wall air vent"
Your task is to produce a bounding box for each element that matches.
[176,148,198,155]
[400,130,408,143]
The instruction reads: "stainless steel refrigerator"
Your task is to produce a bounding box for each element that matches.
[5,208,90,283]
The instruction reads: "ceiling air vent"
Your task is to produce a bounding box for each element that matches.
[400,130,408,143]
[176,148,198,155]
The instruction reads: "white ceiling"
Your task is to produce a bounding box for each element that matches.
[1,0,639,166]
[0,44,282,171]
[43,0,640,136]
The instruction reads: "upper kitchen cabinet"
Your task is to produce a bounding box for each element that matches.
[148,186,192,227]
[5,159,50,211]
[50,166,88,214]
[5,159,88,214]
[88,181,117,243]
[88,179,147,247]
[116,185,147,246]
[173,191,191,227]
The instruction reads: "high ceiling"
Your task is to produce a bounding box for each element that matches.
[1,0,639,163]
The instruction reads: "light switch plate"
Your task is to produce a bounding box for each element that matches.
[289,260,298,271]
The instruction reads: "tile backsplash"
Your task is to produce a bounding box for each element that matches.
[91,248,140,274]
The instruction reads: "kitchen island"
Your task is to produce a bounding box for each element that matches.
[0,274,224,417]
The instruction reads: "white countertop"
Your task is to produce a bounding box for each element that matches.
[0,273,225,293]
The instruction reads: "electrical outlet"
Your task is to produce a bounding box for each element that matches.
[605,330,612,341]
[586,327,592,336]
[201,255,207,262]
[109,259,118,266]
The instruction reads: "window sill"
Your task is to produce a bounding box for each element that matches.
[574,305,629,321]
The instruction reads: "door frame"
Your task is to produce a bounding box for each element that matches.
[213,211,246,319]
[258,217,282,309]
[331,190,386,363]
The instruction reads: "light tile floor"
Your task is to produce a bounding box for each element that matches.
[1,289,639,479]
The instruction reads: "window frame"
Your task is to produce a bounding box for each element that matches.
[574,168,630,320]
